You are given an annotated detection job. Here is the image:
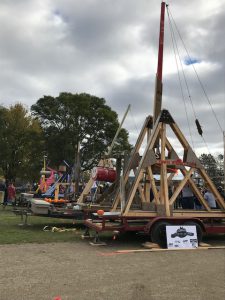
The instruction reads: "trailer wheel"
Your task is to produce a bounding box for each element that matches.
[183,221,203,244]
[150,221,170,248]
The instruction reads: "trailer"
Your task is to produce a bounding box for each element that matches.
[84,2,225,247]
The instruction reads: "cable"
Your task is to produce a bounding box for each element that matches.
[168,6,223,134]
[166,7,195,150]
[167,6,213,155]
[201,135,212,156]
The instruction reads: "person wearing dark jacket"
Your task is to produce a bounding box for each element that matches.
[3,180,9,208]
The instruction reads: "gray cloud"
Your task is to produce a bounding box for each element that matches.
[0,0,224,155]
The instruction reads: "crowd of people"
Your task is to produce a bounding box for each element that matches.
[0,176,224,209]
[173,183,225,210]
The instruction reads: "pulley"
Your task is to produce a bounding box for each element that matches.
[195,119,203,136]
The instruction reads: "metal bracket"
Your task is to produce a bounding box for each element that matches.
[159,109,175,124]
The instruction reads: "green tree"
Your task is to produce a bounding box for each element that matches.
[0,104,44,182]
[31,93,131,170]
[199,153,224,188]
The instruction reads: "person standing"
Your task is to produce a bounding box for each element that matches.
[3,180,9,208]
[181,183,194,209]
[204,187,217,209]
[7,182,16,206]
[0,180,6,205]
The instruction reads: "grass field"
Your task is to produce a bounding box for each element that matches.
[0,206,85,244]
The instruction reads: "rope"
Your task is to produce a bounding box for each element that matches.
[166,8,195,150]
[201,135,212,156]
[166,6,214,155]
[167,6,223,134]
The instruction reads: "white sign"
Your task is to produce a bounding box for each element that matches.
[166,226,198,249]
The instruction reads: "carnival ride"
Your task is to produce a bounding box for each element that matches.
[14,105,130,221]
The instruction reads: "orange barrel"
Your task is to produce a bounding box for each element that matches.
[91,167,108,181]
[107,169,117,182]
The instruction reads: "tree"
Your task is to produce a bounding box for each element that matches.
[31,93,132,170]
[199,153,224,188]
[0,104,44,182]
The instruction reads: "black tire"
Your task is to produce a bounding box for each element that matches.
[183,221,203,244]
[150,221,170,248]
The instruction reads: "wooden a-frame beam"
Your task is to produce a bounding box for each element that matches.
[180,169,211,211]
[168,119,224,211]
[169,168,194,206]
[160,123,170,216]
[111,116,153,211]
[165,137,211,211]
[123,122,161,215]
[199,168,225,210]
[147,166,160,205]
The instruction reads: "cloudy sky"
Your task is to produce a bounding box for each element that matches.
[0,0,224,156]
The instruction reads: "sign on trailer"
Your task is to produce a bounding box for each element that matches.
[166,226,198,249]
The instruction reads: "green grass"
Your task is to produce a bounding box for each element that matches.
[0,206,85,244]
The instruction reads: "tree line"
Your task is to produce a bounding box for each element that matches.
[0,93,224,189]
[0,93,131,182]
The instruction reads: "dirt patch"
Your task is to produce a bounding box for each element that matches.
[0,236,225,300]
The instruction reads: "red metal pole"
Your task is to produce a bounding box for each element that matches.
[157,2,166,82]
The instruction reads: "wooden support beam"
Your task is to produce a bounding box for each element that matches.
[111,116,152,211]
[165,137,215,212]
[144,173,151,203]
[124,211,158,217]
[123,169,144,214]
[170,122,189,150]
[180,169,211,211]
[173,211,225,218]
[167,172,175,184]
[138,183,147,203]
[77,178,94,204]
[144,127,153,201]
[147,166,160,205]
[123,123,162,215]
[169,168,194,206]
[165,137,214,212]
[119,174,125,212]
[124,210,225,218]
[160,123,170,216]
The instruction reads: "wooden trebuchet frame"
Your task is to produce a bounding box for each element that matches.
[111,115,153,210]
[76,158,113,204]
[77,105,131,205]
[112,109,225,218]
